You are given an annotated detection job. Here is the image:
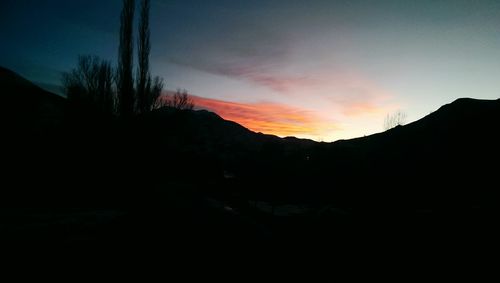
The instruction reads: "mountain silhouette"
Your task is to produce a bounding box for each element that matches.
[319,97,500,209]
[0,66,66,132]
[2,65,499,205]
[133,95,500,208]
[1,66,499,252]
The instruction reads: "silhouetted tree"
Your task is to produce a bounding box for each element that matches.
[148,76,164,110]
[62,55,115,114]
[98,61,115,114]
[153,89,194,110]
[118,0,135,117]
[137,0,151,114]
[170,89,195,110]
[63,0,164,116]
[152,92,169,109]
[384,110,407,130]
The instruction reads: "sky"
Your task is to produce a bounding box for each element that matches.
[2,0,500,141]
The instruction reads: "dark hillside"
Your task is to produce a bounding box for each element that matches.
[1,66,499,252]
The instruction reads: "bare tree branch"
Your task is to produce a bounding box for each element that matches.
[62,55,116,115]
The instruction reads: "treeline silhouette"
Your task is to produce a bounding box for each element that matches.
[62,0,191,118]
[3,0,197,208]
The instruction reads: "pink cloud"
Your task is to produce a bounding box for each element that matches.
[244,74,317,93]
[319,72,396,117]
[172,58,318,93]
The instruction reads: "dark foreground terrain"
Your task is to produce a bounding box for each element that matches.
[1,66,500,256]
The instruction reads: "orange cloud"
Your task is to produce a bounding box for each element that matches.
[340,101,387,116]
[191,95,338,139]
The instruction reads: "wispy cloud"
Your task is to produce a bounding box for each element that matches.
[171,57,316,93]
[167,22,304,93]
[321,72,396,117]
[190,95,339,139]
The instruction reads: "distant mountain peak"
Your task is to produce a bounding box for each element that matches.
[0,66,66,129]
[0,66,43,92]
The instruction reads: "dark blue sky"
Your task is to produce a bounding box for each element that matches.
[2,0,500,140]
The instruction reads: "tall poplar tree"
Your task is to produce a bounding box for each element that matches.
[118,0,135,117]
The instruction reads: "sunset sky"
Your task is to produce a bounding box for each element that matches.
[2,0,500,141]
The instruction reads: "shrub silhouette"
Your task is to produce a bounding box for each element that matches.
[62,55,115,115]
[384,110,407,130]
[170,89,195,110]
[155,89,195,110]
